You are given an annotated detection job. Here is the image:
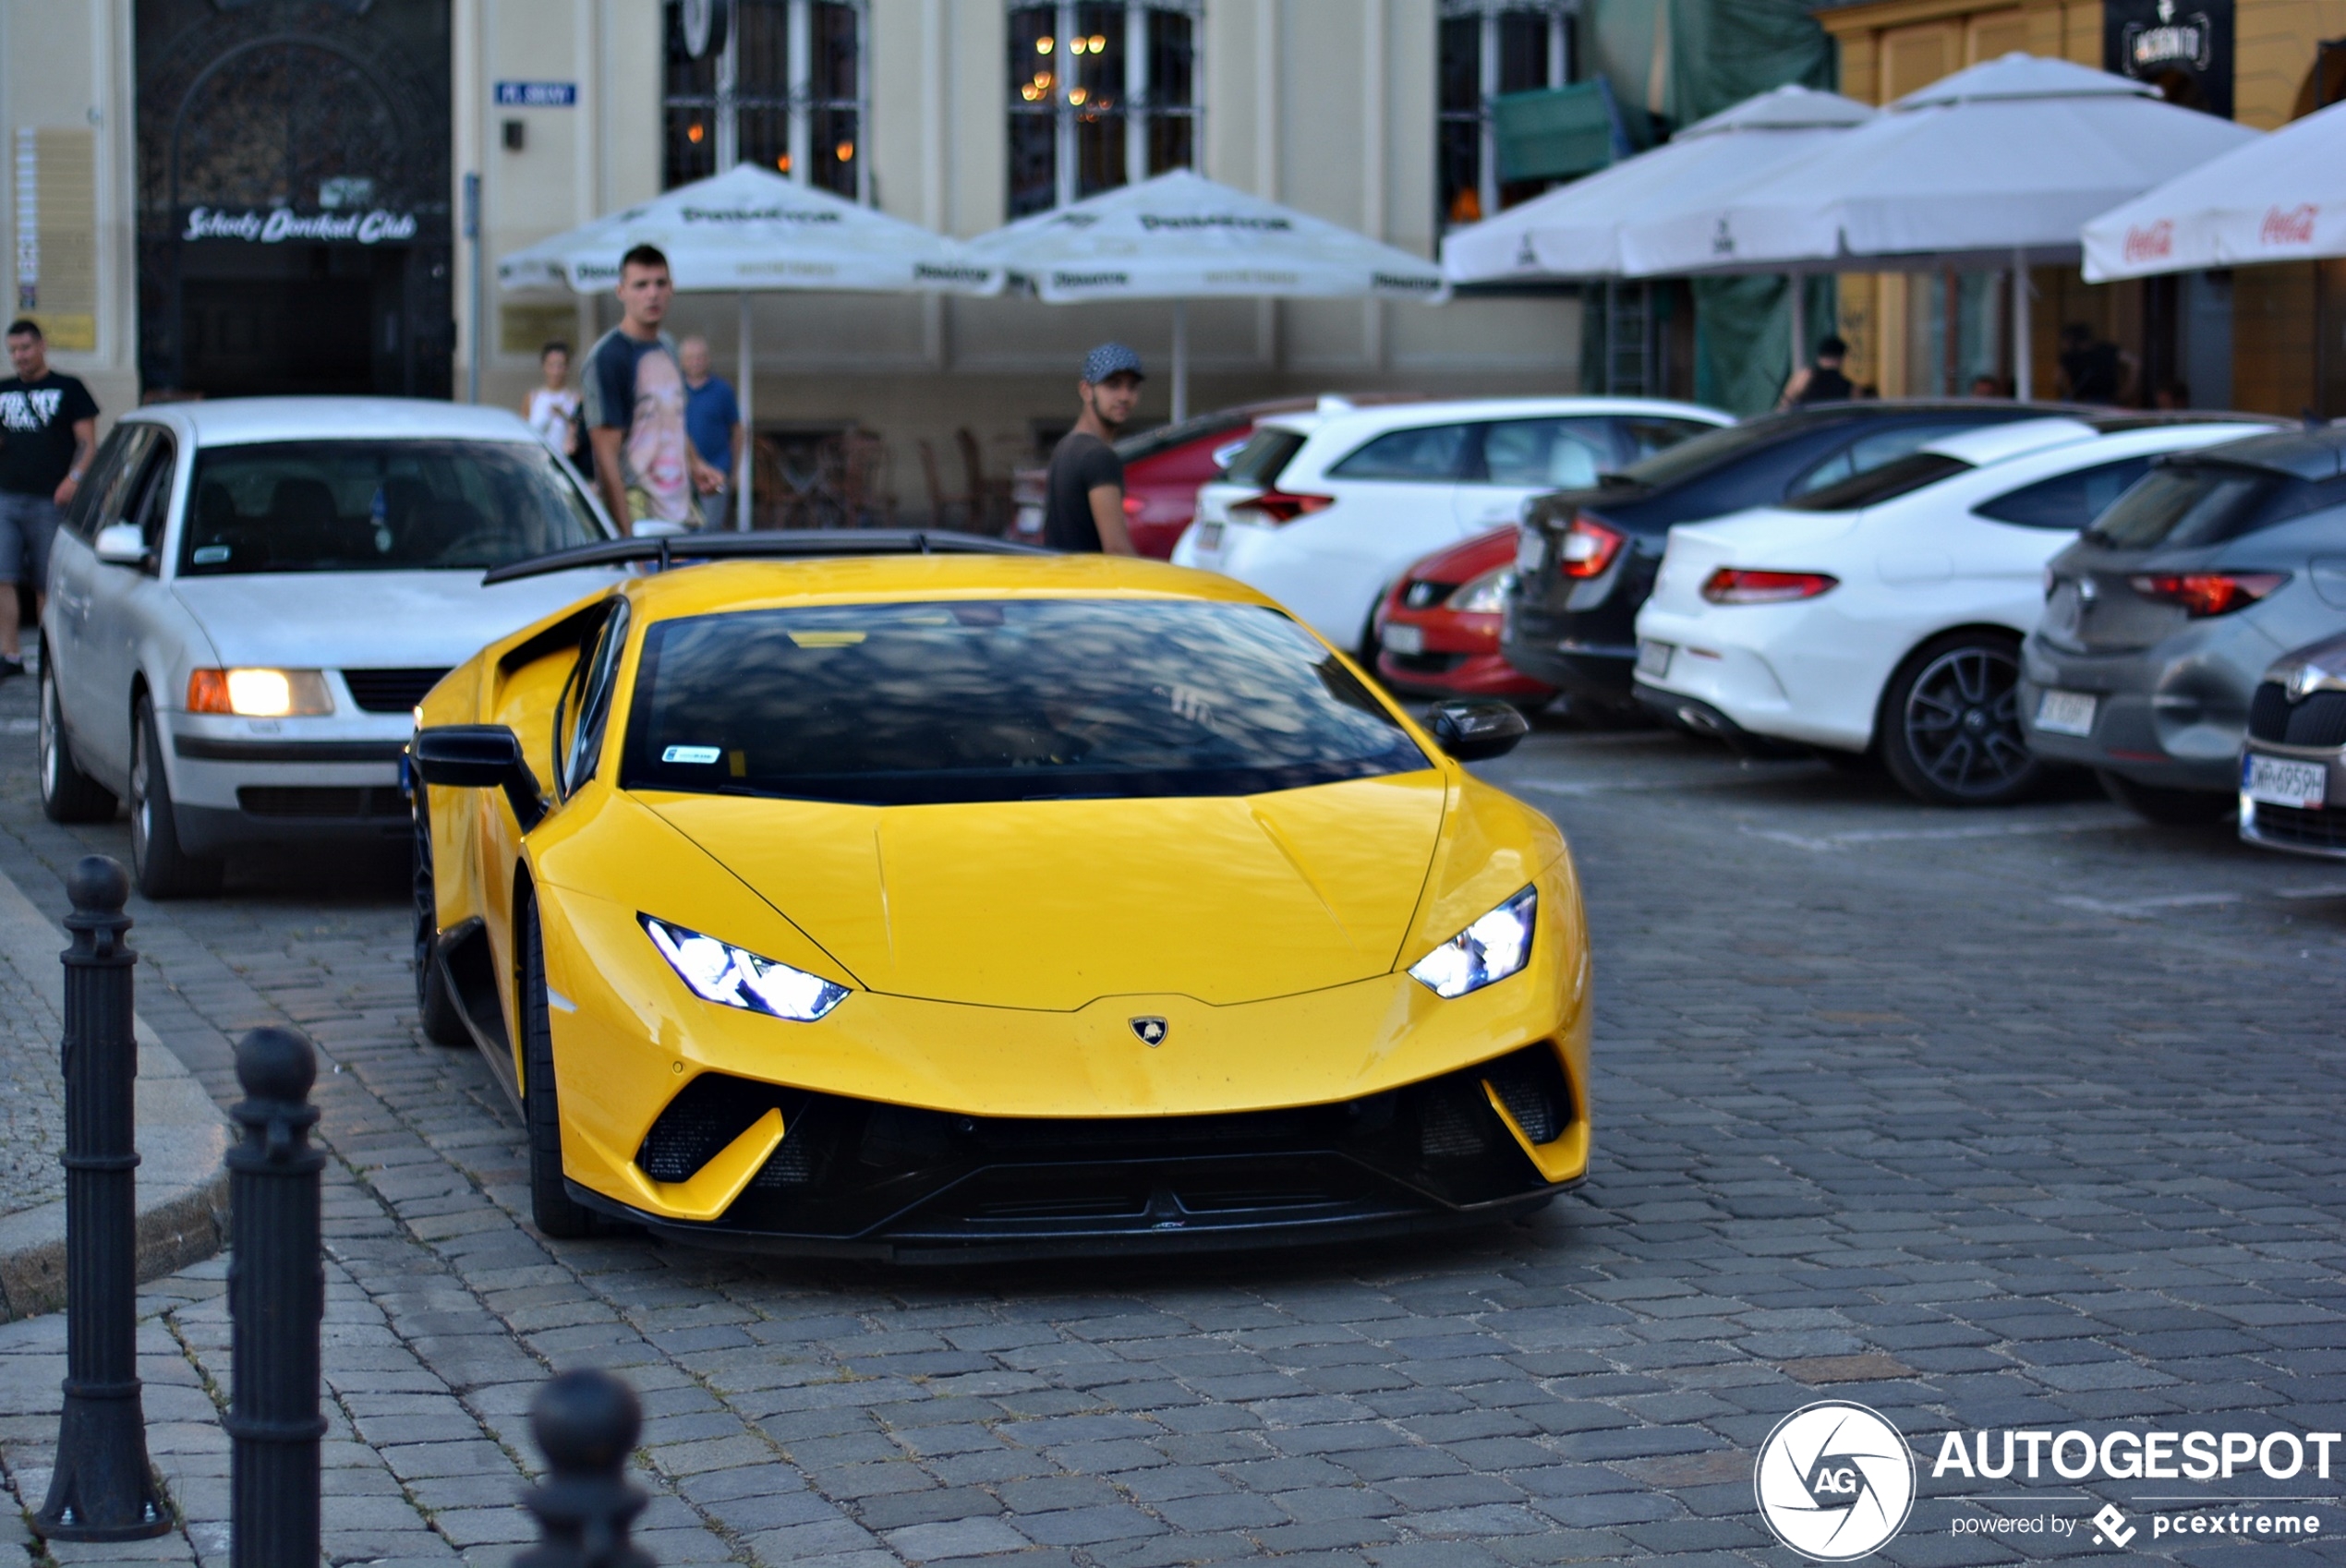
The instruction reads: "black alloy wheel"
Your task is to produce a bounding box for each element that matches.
[38,651,115,823]
[128,695,223,898]
[1880,632,2043,807]
[518,886,601,1239]
[410,783,471,1046]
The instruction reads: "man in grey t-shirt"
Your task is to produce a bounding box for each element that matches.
[1041,343,1143,554]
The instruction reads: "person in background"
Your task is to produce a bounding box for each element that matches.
[1043,344,1143,555]
[581,245,722,532]
[0,320,97,680]
[1777,335,1855,409]
[524,342,580,462]
[2153,380,2190,411]
[678,334,742,530]
[2058,323,2135,405]
[1968,374,2007,399]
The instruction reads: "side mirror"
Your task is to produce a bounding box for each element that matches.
[1427,698,1530,763]
[94,522,148,567]
[412,725,546,831]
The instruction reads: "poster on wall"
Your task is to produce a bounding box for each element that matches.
[2104,0,2235,120]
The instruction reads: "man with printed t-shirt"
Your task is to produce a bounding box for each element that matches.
[0,320,98,680]
[1041,343,1143,554]
[582,246,723,533]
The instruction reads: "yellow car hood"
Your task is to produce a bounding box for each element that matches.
[645,771,1448,1010]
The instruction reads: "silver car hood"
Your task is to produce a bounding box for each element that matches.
[172,568,625,670]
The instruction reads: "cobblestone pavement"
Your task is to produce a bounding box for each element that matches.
[0,664,2340,1568]
[0,923,65,1221]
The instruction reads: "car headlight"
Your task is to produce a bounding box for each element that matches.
[640,914,849,1021]
[187,668,333,717]
[1445,566,1516,615]
[1408,887,1536,998]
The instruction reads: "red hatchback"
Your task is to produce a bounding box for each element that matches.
[1373,526,1555,704]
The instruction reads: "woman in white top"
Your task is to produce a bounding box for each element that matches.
[524,342,581,461]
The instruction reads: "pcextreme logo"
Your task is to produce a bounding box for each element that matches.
[1755,1402,1917,1561]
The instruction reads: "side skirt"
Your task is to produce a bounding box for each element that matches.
[435,918,522,1110]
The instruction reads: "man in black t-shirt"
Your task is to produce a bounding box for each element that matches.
[1042,343,1143,554]
[0,320,98,678]
[1777,334,1856,409]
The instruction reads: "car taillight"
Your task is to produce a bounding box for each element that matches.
[1557,514,1624,579]
[2128,572,2287,617]
[1699,569,1839,605]
[1231,489,1335,525]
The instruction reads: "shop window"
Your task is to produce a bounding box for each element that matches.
[1438,0,1574,229]
[1008,1,1202,218]
[665,0,867,200]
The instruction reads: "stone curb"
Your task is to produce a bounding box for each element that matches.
[0,865,230,1322]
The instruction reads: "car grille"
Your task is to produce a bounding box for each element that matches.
[2248,682,2346,748]
[1401,579,1457,609]
[237,787,409,819]
[342,668,451,714]
[2252,802,2346,851]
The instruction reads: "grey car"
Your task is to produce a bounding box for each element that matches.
[2019,424,2346,823]
[2238,629,2346,857]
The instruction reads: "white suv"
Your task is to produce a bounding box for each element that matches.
[39,397,628,897]
[1171,396,1729,652]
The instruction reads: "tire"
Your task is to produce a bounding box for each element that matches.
[1818,746,1880,775]
[2096,768,2232,826]
[410,784,472,1047]
[128,696,222,899]
[1878,632,2043,807]
[518,887,600,1239]
[38,653,115,823]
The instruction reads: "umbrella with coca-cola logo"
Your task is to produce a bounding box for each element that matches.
[2081,99,2342,281]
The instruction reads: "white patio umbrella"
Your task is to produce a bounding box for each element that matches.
[1441,85,1874,283]
[962,169,1449,420]
[499,164,1003,528]
[2079,101,2340,281]
[1623,54,2258,395]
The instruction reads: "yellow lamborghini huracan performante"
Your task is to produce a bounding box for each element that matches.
[409,534,1590,1259]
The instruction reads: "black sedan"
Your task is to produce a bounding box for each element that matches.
[1503,401,2075,708]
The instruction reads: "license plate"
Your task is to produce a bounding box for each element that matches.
[1194,522,1223,552]
[2245,753,2326,809]
[1636,640,1673,678]
[1383,622,1424,656]
[1516,530,1545,574]
[2035,689,2097,737]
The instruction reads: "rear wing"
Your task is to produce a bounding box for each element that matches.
[482,529,1053,585]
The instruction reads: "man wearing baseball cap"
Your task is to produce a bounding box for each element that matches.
[1042,343,1144,553]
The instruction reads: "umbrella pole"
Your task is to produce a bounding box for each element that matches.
[1788,272,1807,378]
[1171,300,1190,424]
[2011,249,2032,402]
[736,291,754,532]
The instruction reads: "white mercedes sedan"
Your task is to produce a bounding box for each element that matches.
[1631,414,2281,806]
[39,397,629,896]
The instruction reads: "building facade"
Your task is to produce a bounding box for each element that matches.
[4,0,1593,519]
[1810,0,2346,416]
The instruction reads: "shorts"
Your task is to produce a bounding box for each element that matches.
[0,493,63,589]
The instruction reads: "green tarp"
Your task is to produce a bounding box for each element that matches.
[1490,79,1646,183]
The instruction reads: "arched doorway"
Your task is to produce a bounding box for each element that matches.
[136,0,451,400]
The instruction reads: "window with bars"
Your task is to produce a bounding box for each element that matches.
[1438,0,1574,229]
[1008,1,1202,218]
[664,0,868,200]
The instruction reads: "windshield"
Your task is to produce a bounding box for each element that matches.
[620,598,1431,807]
[2083,464,2275,549]
[181,440,608,575]
[1782,452,1972,513]
[1222,427,1307,488]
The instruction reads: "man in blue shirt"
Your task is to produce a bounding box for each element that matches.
[678,335,742,530]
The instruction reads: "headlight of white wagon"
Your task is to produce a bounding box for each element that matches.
[1408,887,1536,998]
[640,914,849,1021]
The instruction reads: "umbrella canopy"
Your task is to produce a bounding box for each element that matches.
[496,163,1003,296]
[1626,54,2258,277]
[1442,85,1874,283]
[2079,100,2339,281]
[964,169,1448,304]
[963,169,1446,418]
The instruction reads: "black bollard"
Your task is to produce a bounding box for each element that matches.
[515,1369,655,1568]
[224,1027,326,1568]
[36,856,168,1540]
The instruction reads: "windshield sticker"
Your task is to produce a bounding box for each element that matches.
[661,745,722,765]
[787,631,866,648]
[191,545,231,565]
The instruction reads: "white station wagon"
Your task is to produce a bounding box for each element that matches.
[38,397,628,897]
